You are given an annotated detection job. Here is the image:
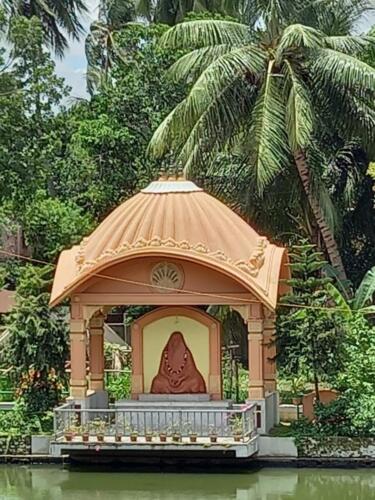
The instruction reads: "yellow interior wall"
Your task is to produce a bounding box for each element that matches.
[143,315,209,393]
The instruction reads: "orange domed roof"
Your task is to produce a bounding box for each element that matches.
[50,178,288,309]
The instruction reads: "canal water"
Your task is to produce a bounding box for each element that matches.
[0,466,374,499]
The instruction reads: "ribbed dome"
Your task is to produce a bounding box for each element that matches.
[50,179,288,309]
[79,180,261,270]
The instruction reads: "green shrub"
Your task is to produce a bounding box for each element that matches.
[106,371,131,401]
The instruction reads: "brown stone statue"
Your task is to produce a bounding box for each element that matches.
[151,331,206,394]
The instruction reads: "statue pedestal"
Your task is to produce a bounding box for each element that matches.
[138,393,210,402]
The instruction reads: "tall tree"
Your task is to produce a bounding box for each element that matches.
[2,0,88,56]
[135,0,248,25]
[276,242,344,400]
[149,0,375,281]
[85,0,135,93]
[5,265,68,413]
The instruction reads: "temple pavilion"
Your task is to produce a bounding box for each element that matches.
[50,176,290,459]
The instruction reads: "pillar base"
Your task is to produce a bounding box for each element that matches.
[264,380,277,393]
[248,391,279,435]
[248,386,265,400]
[67,390,109,409]
[89,374,104,391]
[70,386,87,399]
[70,378,87,399]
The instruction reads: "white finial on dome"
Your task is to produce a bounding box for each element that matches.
[141,179,203,194]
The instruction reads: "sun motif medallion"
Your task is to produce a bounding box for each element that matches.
[150,262,184,293]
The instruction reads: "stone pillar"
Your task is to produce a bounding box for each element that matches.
[247,303,265,400]
[70,304,87,399]
[263,310,277,394]
[209,321,221,400]
[131,321,143,399]
[88,313,105,391]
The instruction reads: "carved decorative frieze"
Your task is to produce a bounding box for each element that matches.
[76,235,269,279]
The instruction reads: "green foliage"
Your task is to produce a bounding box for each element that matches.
[289,314,375,438]
[3,0,87,56]
[0,373,14,402]
[0,400,53,436]
[54,23,185,217]
[21,193,94,261]
[0,17,69,210]
[327,265,375,315]
[135,0,246,25]
[276,242,344,397]
[5,265,68,413]
[106,371,132,401]
[148,2,375,279]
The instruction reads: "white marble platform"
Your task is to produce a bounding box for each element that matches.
[138,393,211,402]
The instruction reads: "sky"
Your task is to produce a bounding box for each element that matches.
[54,0,98,100]
[54,2,375,101]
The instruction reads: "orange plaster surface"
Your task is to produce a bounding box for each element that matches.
[131,307,221,400]
[50,179,289,310]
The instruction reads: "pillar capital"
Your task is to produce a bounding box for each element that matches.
[89,313,105,329]
[231,302,264,323]
[247,319,264,333]
[70,319,86,333]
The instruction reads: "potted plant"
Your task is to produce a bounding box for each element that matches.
[64,426,74,442]
[64,418,79,442]
[92,419,106,443]
[171,425,181,442]
[115,432,123,443]
[81,425,90,443]
[159,428,167,442]
[231,416,243,442]
[184,423,197,443]
[145,428,153,442]
[130,430,138,442]
[209,425,218,443]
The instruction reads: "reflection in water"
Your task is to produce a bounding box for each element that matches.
[0,466,374,500]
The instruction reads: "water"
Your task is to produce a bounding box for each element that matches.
[0,466,374,500]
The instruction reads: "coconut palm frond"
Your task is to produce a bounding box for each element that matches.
[4,0,87,56]
[284,61,314,151]
[312,49,375,96]
[181,45,265,119]
[167,45,235,83]
[325,35,375,55]
[179,79,256,174]
[335,92,375,147]
[297,0,374,35]
[277,24,324,60]
[249,62,290,190]
[160,20,250,50]
[147,100,187,159]
[52,0,87,39]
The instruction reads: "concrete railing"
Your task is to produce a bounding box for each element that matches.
[53,402,257,442]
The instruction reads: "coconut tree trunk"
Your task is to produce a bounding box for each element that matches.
[294,149,347,282]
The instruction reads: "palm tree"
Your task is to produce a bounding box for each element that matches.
[135,0,248,25]
[2,0,88,56]
[85,0,134,93]
[148,0,375,281]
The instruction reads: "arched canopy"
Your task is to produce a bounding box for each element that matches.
[50,178,289,310]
